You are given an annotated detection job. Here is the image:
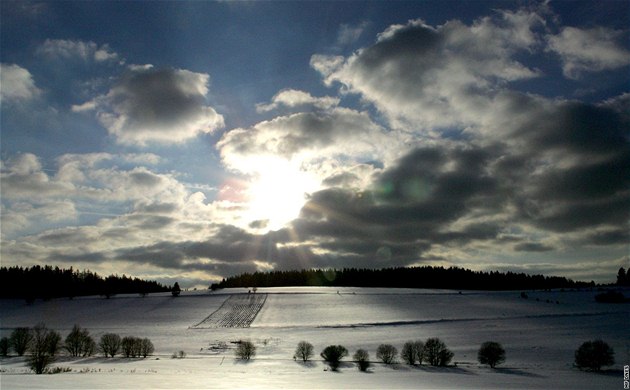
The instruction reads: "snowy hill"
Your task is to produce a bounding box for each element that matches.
[1,287,627,389]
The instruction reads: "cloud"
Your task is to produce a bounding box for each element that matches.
[513,242,554,252]
[255,89,339,113]
[211,7,629,276]
[1,201,77,237]
[1,153,73,201]
[218,107,393,174]
[0,63,42,103]
[547,27,630,79]
[282,88,630,268]
[2,5,628,286]
[312,11,543,130]
[337,21,369,46]
[83,66,224,145]
[36,39,120,63]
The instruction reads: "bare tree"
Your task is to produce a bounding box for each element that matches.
[65,325,95,357]
[27,323,60,374]
[376,344,398,364]
[99,333,121,358]
[575,340,615,371]
[0,337,10,357]
[122,336,141,358]
[295,341,314,362]
[45,329,61,356]
[478,341,506,368]
[140,338,154,358]
[401,340,424,365]
[424,338,454,367]
[10,327,32,356]
[235,340,256,360]
[353,349,370,372]
[320,345,348,371]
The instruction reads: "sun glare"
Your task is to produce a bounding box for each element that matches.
[246,158,319,231]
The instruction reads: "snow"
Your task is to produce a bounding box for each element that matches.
[1,287,628,389]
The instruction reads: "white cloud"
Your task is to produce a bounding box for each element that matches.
[71,100,97,112]
[0,151,231,258]
[1,153,178,204]
[337,21,369,46]
[36,39,120,63]
[1,201,78,237]
[90,67,224,145]
[312,12,543,131]
[255,89,339,113]
[219,107,394,175]
[309,55,345,85]
[547,27,630,79]
[0,63,42,103]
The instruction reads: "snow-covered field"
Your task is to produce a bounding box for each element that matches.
[1,287,628,389]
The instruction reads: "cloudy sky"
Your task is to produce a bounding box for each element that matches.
[1,1,629,287]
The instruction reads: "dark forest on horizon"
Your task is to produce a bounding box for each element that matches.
[0,265,170,301]
[3,264,627,301]
[211,266,598,291]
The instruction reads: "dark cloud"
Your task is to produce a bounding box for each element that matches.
[322,171,361,188]
[497,94,630,233]
[127,215,176,230]
[584,229,630,246]
[513,242,554,252]
[509,98,628,156]
[95,66,224,145]
[129,170,164,187]
[135,202,179,215]
[285,144,506,265]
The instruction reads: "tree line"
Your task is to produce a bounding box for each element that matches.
[0,265,170,300]
[0,323,154,374]
[211,266,590,291]
[244,337,614,373]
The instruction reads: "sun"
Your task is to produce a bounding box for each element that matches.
[245,158,319,231]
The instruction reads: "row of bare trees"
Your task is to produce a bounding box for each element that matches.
[0,324,154,374]
[294,338,459,372]
[313,338,457,372]
[294,338,614,372]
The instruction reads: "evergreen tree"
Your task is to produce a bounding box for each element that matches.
[172,282,181,297]
[617,267,628,286]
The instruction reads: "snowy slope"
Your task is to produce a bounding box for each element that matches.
[1,287,627,389]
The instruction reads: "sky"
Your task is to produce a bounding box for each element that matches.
[1,1,629,288]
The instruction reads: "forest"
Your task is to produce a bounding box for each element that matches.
[0,265,170,300]
[210,266,592,291]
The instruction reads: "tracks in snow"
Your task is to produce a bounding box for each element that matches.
[192,294,267,329]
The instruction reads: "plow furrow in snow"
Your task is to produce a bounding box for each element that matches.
[191,294,267,328]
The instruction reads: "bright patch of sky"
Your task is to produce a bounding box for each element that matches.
[1,1,629,287]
